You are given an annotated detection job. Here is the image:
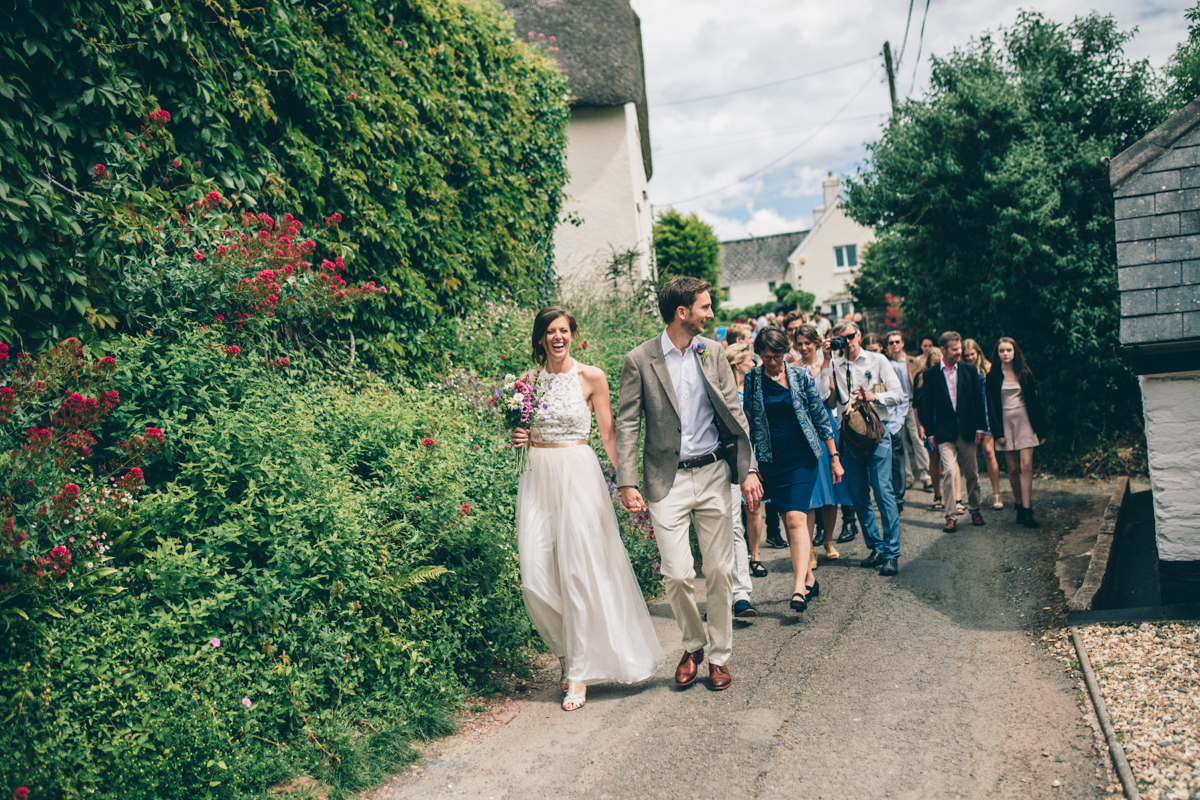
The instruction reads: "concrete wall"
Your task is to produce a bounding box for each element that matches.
[725,280,776,308]
[1115,125,1200,342]
[784,201,874,314]
[1140,371,1200,561]
[554,103,653,296]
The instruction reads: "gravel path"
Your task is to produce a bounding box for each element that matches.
[364,482,1109,800]
[1051,623,1199,799]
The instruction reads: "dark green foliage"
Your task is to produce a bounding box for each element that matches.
[0,0,569,366]
[652,210,722,305]
[843,11,1166,453]
[1166,2,1200,111]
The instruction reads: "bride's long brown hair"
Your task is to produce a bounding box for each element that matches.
[531,306,578,365]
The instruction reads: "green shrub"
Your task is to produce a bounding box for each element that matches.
[0,0,569,366]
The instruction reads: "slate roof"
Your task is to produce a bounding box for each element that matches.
[1109,96,1200,191]
[719,230,808,286]
[499,0,652,179]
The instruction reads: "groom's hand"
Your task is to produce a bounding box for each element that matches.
[740,472,763,511]
[619,486,645,513]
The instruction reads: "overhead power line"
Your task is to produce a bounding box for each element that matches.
[895,0,917,69]
[654,112,889,145]
[654,54,877,107]
[908,0,932,95]
[659,66,883,207]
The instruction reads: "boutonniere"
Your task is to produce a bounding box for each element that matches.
[695,342,709,361]
[865,369,873,383]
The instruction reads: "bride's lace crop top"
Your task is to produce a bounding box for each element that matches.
[532,363,592,443]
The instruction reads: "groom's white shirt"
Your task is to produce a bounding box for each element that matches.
[660,329,720,459]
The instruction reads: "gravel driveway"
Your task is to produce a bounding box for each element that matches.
[364,480,1110,800]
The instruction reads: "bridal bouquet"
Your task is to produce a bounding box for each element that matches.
[490,373,548,473]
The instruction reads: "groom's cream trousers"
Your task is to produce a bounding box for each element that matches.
[647,458,735,666]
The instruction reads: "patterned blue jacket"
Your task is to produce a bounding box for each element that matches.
[742,362,834,463]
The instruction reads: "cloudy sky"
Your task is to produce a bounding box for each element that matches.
[630,0,1191,241]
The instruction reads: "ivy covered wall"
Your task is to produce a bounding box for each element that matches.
[0,0,570,366]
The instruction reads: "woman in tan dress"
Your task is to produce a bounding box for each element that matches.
[985,337,1047,528]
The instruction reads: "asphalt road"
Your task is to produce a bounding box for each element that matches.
[365,482,1107,800]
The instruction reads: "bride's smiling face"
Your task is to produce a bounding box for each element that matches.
[542,316,573,360]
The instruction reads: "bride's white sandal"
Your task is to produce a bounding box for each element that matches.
[558,656,569,693]
[562,680,586,712]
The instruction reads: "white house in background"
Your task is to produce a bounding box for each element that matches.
[501,0,654,296]
[717,173,874,317]
[719,231,807,308]
[784,173,875,321]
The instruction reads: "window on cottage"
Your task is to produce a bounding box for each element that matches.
[834,245,858,269]
[768,281,776,292]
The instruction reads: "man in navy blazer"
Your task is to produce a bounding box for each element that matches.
[917,331,987,532]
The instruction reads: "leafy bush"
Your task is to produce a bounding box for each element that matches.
[652,210,722,307]
[843,11,1165,455]
[0,0,569,366]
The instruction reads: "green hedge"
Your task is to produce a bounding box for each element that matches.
[0,0,569,365]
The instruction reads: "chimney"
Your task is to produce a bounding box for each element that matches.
[822,172,839,211]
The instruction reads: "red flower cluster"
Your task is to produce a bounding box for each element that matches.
[0,386,13,425]
[266,357,290,370]
[0,343,7,362]
[460,503,471,515]
[93,163,108,179]
[194,250,206,262]
[225,345,241,357]
[3,517,28,551]
[50,484,80,518]
[52,391,119,431]
[147,109,171,124]
[116,467,145,492]
[420,438,437,448]
[33,542,72,577]
[13,785,29,799]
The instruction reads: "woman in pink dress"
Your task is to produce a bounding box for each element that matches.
[985,337,1047,528]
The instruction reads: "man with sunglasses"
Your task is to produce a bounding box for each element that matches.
[821,320,903,576]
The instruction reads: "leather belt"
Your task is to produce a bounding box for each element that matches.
[678,450,720,471]
[531,439,588,448]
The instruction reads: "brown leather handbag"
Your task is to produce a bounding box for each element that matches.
[840,396,886,457]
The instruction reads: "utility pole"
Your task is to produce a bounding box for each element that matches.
[883,41,898,114]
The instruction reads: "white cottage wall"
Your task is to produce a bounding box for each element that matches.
[554,103,652,296]
[785,204,874,314]
[1141,371,1200,561]
[725,281,776,308]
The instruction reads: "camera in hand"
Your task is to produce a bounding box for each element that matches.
[829,335,850,353]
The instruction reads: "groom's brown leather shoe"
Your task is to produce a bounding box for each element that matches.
[675,648,703,686]
[708,663,732,691]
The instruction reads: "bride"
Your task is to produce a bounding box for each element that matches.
[511,306,663,711]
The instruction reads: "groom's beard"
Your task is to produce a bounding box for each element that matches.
[681,316,706,338]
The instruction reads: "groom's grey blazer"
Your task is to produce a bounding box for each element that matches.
[616,334,757,503]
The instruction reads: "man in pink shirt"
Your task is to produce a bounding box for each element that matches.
[917,331,988,532]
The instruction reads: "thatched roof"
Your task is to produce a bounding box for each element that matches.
[720,231,809,286]
[500,0,652,179]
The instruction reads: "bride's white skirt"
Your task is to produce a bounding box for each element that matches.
[517,445,664,685]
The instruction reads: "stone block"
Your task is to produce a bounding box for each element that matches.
[1183,211,1200,236]
[1117,240,1156,267]
[1183,166,1200,189]
[1158,284,1200,313]
[1180,126,1200,147]
[1122,289,1157,316]
[1115,195,1155,220]
[1144,146,1200,172]
[1115,214,1180,242]
[1115,170,1180,198]
[1119,262,1181,291]
[1157,188,1200,214]
[1185,311,1200,338]
[1157,235,1200,262]
[1122,313,1183,343]
[1184,260,1200,284]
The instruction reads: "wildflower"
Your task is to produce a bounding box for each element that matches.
[460,503,471,515]
[242,697,253,708]
[86,562,94,569]
[420,438,437,447]
[98,356,117,368]
[215,314,225,321]
[347,92,357,100]
[144,427,165,439]
[14,787,30,800]
[92,164,108,178]
[206,190,221,204]
[172,158,181,167]
[194,250,205,262]
[210,637,221,647]
[225,345,241,357]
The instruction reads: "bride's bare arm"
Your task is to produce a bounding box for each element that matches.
[581,365,618,467]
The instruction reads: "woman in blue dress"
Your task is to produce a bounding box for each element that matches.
[742,328,843,612]
[790,325,854,560]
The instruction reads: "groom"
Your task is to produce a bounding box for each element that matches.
[616,276,762,691]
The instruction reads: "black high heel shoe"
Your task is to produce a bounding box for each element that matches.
[749,560,768,578]
[806,579,820,599]
[790,591,808,612]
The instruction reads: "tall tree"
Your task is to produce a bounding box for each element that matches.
[653,209,722,306]
[1166,2,1200,111]
[844,11,1165,451]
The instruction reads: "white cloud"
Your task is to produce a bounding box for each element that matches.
[633,0,1191,241]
